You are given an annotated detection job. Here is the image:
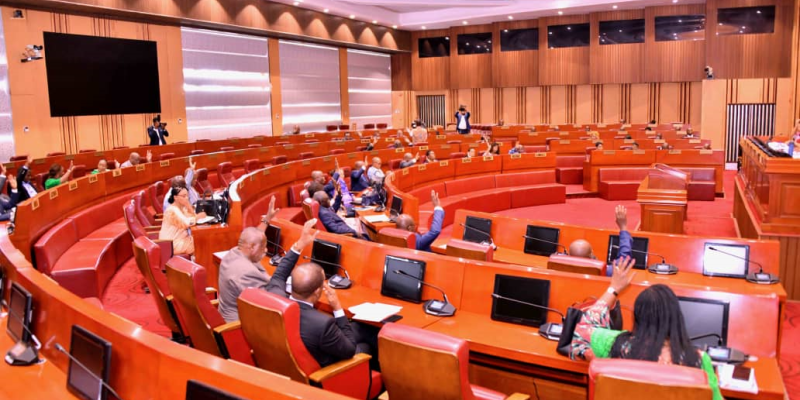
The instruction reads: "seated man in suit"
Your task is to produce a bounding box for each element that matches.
[15,159,38,204]
[120,151,152,168]
[147,117,169,145]
[394,190,444,252]
[569,205,631,276]
[349,158,370,192]
[267,219,379,368]
[313,188,368,240]
[398,152,420,169]
[218,196,279,322]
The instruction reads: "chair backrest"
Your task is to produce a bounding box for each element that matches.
[302,198,326,230]
[165,257,226,357]
[379,323,475,400]
[376,228,417,249]
[148,182,163,214]
[217,162,235,187]
[449,152,466,160]
[364,123,375,129]
[338,124,349,130]
[220,146,234,152]
[33,172,47,192]
[390,159,402,170]
[589,359,711,400]
[9,154,28,162]
[160,152,175,161]
[123,200,147,239]
[445,239,493,261]
[132,236,182,334]
[134,191,157,226]
[47,151,66,157]
[547,254,605,276]
[71,164,87,178]
[194,168,213,195]
[237,288,321,384]
[271,155,287,165]
[329,149,345,155]
[447,140,462,145]
[376,123,388,129]
[243,159,261,173]
[113,146,129,150]
[299,152,314,160]
[79,149,96,153]
[248,144,262,148]
[326,125,338,132]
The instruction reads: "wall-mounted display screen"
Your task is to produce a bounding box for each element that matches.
[500,28,539,51]
[655,15,706,42]
[599,19,645,45]
[717,6,775,36]
[547,23,590,49]
[418,37,451,58]
[457,32,492,55]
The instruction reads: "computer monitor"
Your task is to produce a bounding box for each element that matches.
[6,282,32,343]
[491,274,551,328]
[702,243,750,279]
[678,296,729,349]
[462,216,492,244]
[606,235,650,270]
[390,195,403,216]
[523,225,560,256]
[265,224,281,257]
[381,255,426,303]
[67,325,112,400]
[310,239,342,279]
[186,380,248,400]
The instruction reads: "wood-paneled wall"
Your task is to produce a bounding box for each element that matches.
[706,0,795,79]
[450,24,493,89]
[644,4,706,82]
[492,19,539,87]
[590,10,645,84]
[539,14,592,86]
[411,29,451,91]
[391,53,412,91]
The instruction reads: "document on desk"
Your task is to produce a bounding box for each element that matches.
[363,214,391,223]
[717,364,758,394]
[348,302,402,322]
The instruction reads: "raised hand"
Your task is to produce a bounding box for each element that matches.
[610,256,636,293]
[615,205,628,232]
[189,157,196,170]
[8,175,17,190]
[146,150,153,163]
[266,195,279,222]
[430,190,440,208]
[295,218,319,250]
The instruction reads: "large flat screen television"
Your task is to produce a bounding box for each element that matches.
[43,32,161,117]
[491,274,551,328]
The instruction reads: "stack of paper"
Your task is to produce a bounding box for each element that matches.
[348,302,402,322]
[363,214,391,223]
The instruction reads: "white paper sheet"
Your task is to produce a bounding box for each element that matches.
[348,302,402,322]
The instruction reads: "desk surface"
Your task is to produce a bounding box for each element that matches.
[426,310,786,400]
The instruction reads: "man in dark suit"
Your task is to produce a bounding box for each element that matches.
[350,158,370,192]
[313,188,368,240]
[395,190,444,252]
[15,159,37,204]
[267,219,377,368]
[147,117,169,146]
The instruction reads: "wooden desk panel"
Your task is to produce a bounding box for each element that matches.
[500,153,557,172]
[583,150,657,192]
[454,155,503,177]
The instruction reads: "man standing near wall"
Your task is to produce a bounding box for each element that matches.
[455,105,471,134]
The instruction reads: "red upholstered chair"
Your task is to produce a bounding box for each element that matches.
[190,149,205,156]
[299,152,314,160]
[588,359,711,400]
[9,154,28,162]
[449,152,466,159]
[220,146,234,152]
[47,151,66,157]
[445,239,493,262]
[276,141,290,146]
[356,146,368,151]
[376,228,417,249]
[165,257,254,365]
[237,289,381,399]
[523,145,547,153]
[148,182,164,215]
[194,168,213,195]
[390,159,402,170]
[123,200,158,240]
[160,152,175,161]
[547,254,606,276]
[364,123,375,129]
[301,198,326,231]
[271,155,287,165]
[377,123,388,129]
[555,155,585,184]
[329,149,345,155]
[447,140,462,145]
[378,323,528,400]
[217,162,235,187]
[243,159,261,174]
[113,145,129,150]
[679,168,716,201]
[134,191,159,227]
[33,172,47,192]
[132,236,185,340]
[79,149,96,153]
[71,164,87,179]
[288,183,307,207]
[305,139,319,143]
[326,125,338,132]
[338,124,349,131]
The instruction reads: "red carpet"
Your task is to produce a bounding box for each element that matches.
[101,259,170,338]
[782,302,800,399]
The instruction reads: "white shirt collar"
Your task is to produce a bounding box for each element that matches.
[289,295,314,308]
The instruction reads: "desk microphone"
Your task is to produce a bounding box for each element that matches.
[611,245,677,275]
[522,235,568,255]
[689,333,747,365]
[395,270,456,317]
[490,293,564,341]
[266,239,286,266]
[459,223,497,250]
[707,246,778,285]
[4,305,41,366]
[303,256,352,289]
[54,343,125,400]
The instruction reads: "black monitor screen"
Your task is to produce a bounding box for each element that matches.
[547,23,590,49]
[500,28,539,51]
[390,195,403,216]
[381,255,426,304]
[6,282,32,343]
[67,325,112,400]
[418,36,451,58]
[717,6,775,36]
[463,216,492,244]
[702,243,750,279]
[265,224,281,257]
[43,32,161,117]
[457,32,493,55]
[186,380,248,400]
[491,274,551,328]
[599,19,645,45]
[311,239,342,278]
[523,225,560,256]
[655,15,706,42]
[678,297,729,348]
[606,235,649,270]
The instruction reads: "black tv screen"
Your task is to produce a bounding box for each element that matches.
[500,28,539,51]
[599,19,645,45]
[547,23,590,49]
[717,6,775,36]
[43,32,161,117]
[418,37,451,58]
[655,15,706,42]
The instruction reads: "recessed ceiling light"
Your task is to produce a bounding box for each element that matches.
[558,11,563,15]
[323,8,329,13]
[349,14,355,19]
[679,19,682,23]
[392,25,397,29]
[293,1,299,5]
[462,21,468,25]
[718,22,723,26]
[548,31,552,35]
[567,26,571,30]
[612,5,618,9]
[503,29,508,33]
[508,16,514,20]
[372,20,378,24]
[757,10,761,14]
[672,0,678,3]
[422,26,427,30]
[445,36,449,40]
[741,26,746,29]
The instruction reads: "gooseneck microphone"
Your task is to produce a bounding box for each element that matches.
[4,305,41,366]
[459,223,497,249]
[395,270,456,317]
[266,239,286,266]
[491,293,565,341]
[610,245,677,275]
[707,246,778,285]
[54,343,125,400]
[522,235,568,255]
[689,332,747,364]
[303,255,352,289]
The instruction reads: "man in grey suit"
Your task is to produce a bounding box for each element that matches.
[218,196,280,322]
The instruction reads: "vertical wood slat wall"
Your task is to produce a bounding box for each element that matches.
[725,103,776,161]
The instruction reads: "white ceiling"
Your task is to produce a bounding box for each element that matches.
[275,0,704,30]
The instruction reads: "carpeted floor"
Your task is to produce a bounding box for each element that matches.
[782,302,800,399]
